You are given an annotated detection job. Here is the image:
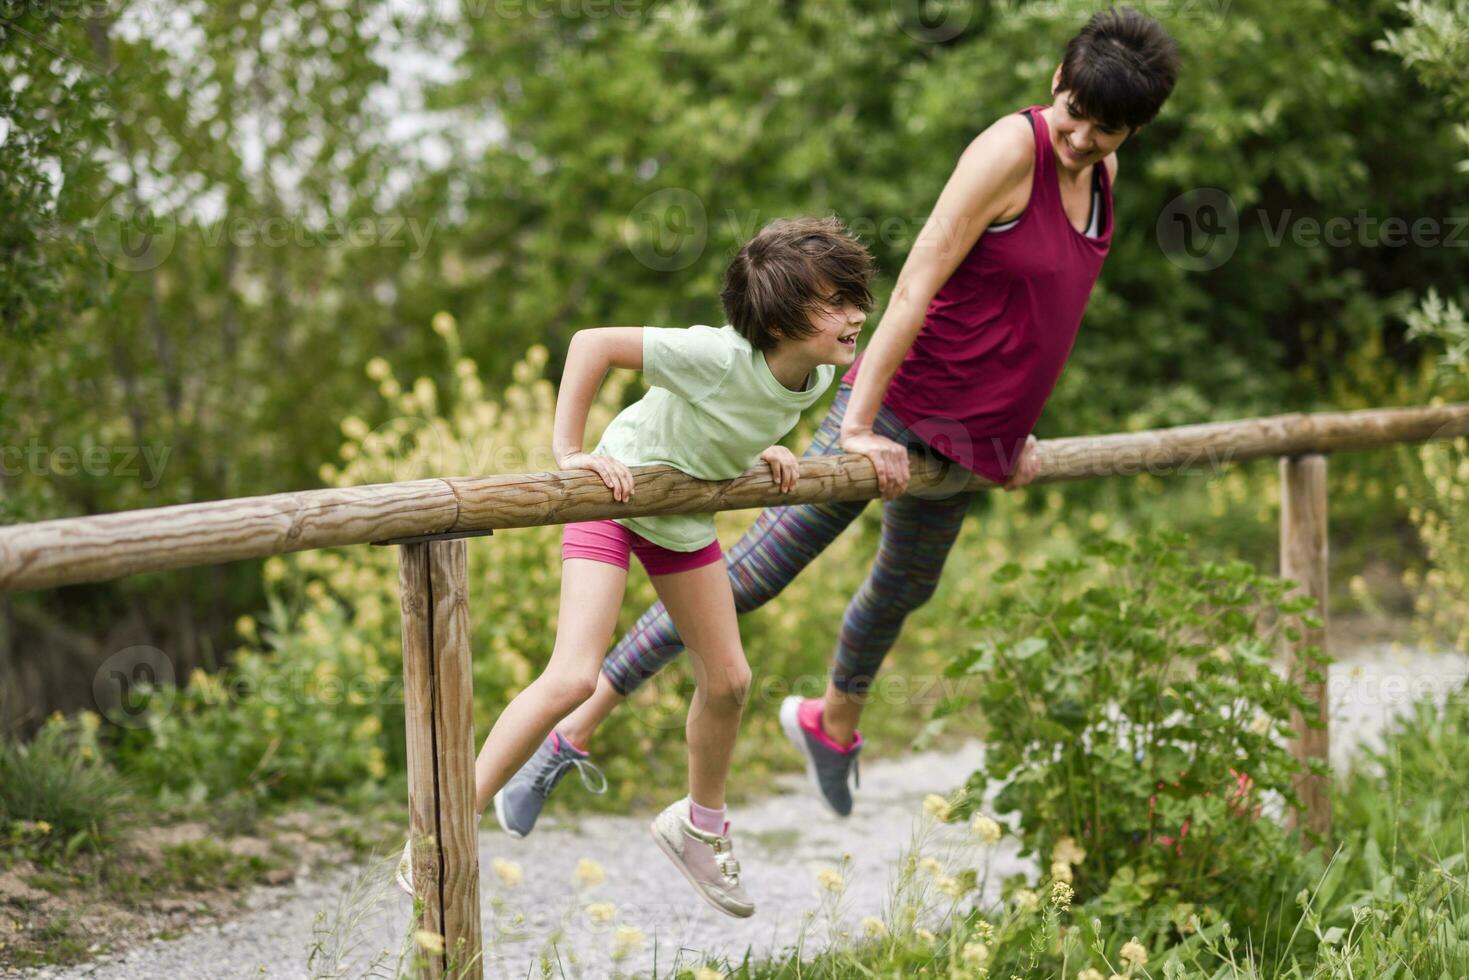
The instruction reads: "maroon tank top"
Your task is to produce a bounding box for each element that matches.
[842,104,1112,483]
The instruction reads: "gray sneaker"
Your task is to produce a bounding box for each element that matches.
[779,696,862,817]
[650,797,754,918]
[493,731,606,838]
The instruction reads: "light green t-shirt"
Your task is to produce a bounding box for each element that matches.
[592,324,835,552]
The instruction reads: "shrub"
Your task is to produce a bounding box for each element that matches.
[0,713,133,861]
[939,531,1323,907]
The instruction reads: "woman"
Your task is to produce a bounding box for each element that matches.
[493,6,1181,832]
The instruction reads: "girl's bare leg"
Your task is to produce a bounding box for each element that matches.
[556,672,625,750]
[472,558,626,816]
[650,561,751,810]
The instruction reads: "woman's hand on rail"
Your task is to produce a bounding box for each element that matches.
[558,452,636,502]
[840,429,911,500]
[759,445,800,493]
[1002,435,1039,491]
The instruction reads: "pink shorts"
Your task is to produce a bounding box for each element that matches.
[562,520,723,576]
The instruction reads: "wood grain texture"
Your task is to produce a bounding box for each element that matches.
[1280,455,1332,844]
[0,479,458,591]
[397,543,446,979]
[427,540,483,977]
[2,402,1464,592]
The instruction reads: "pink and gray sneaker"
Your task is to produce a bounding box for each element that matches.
[778,696,862,817]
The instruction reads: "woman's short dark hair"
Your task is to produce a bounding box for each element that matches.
[722,216,875,352]
[1058,5,1180,133]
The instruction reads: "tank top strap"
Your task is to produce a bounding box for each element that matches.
[1023,105,1060,209]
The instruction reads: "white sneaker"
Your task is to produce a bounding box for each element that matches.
[649,797,754,918]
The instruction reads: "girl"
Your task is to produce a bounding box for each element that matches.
[399,216,875,918]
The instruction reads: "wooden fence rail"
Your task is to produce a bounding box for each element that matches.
[2,402,1466,594]
[3,400,1466,977]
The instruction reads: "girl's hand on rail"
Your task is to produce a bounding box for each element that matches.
[759,445,800,493]
[559,452,636,502]
[840,429,911,500]
[1002,435,1039,491]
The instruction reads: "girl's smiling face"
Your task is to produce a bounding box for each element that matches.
[1045,66,1134,174]
[794,290,867,367]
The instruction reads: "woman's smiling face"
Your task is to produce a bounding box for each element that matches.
[1045,66,1134,174]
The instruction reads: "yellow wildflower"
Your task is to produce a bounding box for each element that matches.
[1050,879,1073,909]
[1120,937,1148,970]
[612,925,644,960]
[574,857,606,889]
[916,928,936,944]
[816,868,844,893]
[1051,860,1074,884]
[413,929,444,955]
[585,902,616,925]
[935,876,965,899]
[1051,836,1086,866]
[922,794,952,821]
[1012,888,1039,912]
[971,813,1002,845]
[919,857,944,875]
[961,942,990,965]
[492,858,523,888]
[366,356,391,381]
[692,967,724,980]
[1078,970,1105,980]
[861,916,888,938]
[431,311,457,337]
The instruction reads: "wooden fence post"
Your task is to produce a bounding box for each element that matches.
[398,539,483,978]
[1279,454,1331,843]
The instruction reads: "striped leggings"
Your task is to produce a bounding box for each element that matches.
[602,384,975,696]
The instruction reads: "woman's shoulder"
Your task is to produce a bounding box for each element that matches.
[957,113,1036,184]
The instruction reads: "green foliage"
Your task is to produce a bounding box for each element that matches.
[1377,0,1469,168]
[941,532,1318,906]
[698,685,1469,979]
[0,713,132,862]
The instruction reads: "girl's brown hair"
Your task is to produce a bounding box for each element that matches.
[721,216,875,352]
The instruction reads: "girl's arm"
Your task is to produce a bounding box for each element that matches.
[842,117,1034,499]
[553,327,645,502]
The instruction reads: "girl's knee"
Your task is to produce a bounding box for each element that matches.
[700,657,752,707]
[538,665,601,709]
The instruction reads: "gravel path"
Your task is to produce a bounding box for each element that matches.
[28,641,1467,980]
[32,740,1008,980]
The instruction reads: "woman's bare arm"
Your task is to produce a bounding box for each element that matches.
[842,116,1035,498]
